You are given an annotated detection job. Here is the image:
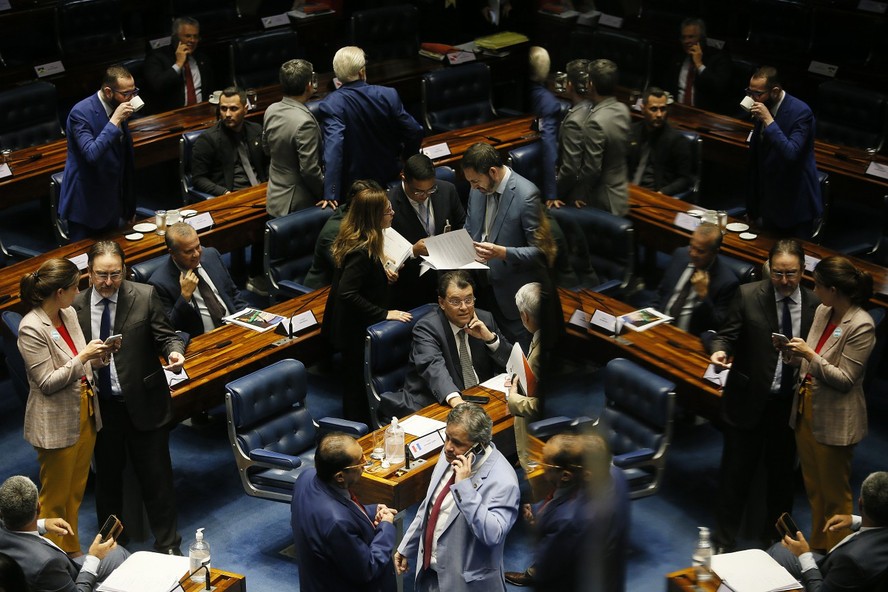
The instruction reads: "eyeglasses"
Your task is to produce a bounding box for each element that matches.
[112,87,139,99]
[744,87,768,98]
[410,185,438,199]
[770,270,799,279]
[445,296,475,308]
[93,271,123,281]
[342,457,367,472]
[538,462,579,471]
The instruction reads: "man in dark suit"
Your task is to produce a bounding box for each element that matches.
[143,16,214,114]
[463,142,546,344]
[378,271,511,419]
[74,241,186,555]
[148,222,246,337]
[768,471,888,591]
[528,46,564,205]
[747,66,823,238]
[627,87,694,196]
[709,239,819,552]
[59,65,137,240]
[191,87,267,196]
[661,18,732,113]
[0,476,129,592]
[651,223,739,335]
[290,433,398,592]
[317,46,423,204]
[389,154,466,310]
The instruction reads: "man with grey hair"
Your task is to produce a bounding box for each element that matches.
[508,282,543,472]
[768,471,888,591]
[317,46,423,205]
[395,403,520,592]
[263,59,326,215]
[660,17,731,113]
[0,475,129,591]
[528,47,562,204]
[143,16,215,113]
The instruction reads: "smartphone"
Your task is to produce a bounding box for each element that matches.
[99,514,123,543]
[772,333,790,347]
[463,394,490,405]
[104,334,123,346]
[776,512,800,540]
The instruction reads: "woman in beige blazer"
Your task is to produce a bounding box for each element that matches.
[785,256,876,551]
[17,258,108,554]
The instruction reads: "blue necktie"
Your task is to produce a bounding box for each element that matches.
[780,297,794,394]
[97,298,113,399]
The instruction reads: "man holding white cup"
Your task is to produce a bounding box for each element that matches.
[743,66,822,239]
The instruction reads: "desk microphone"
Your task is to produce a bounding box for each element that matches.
[288,287,328,317]
[185,339,232,361]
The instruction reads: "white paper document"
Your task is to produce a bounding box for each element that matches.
[97,551,189,592]
[420,228,489,274]
[223,307,285,332]
[399,415,447,437]
[505,343,536,397]
[383,227,414,270]
[703,363,730,388]
[480,372,510,395]
[865,161,888,180]
[711,549,800,592]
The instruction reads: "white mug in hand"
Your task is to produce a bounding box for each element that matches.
[739,95,755,112]
[129,95,145,112]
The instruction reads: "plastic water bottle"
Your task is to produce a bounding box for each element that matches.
[385,418,405,464]
[693,526,712,582]
[189,527,211,583]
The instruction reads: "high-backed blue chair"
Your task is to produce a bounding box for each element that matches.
[508,142,544,193]
[230,30,300,90]
[264,207,335,298]
[349,4,419,61]
[0,81,64,151]
[49,171,68,246]
[364,303,436,429]
[129,255,167,284]
[422,63,497,133]
[224,359,367,503]
[1,311,29,407]
[179,130,214,204]
[56,0,125,56]
[674,131,702,202]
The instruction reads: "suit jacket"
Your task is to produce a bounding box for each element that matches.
[262,97,324,217]
[506,330,541,471]
[388,179,465,310]
[584,96,631,215]
[748,92,822,231]
[464,169,546,325]
[303,206,346,290]
[147,247,247,337]
[789,304,875,446]
[73,282,185,431]
[19,306,100,449]
[802,526,888,592]
[0,525,96,592]
[662,46,732,113]
[322,249,390,352]
[556,99,593,204]
[142,47,214,114]
[529,82,563,200]
[651,249,739,336]
[290,468,396,592]
[626,121,694,196]
[59,93,135,229]
[191,120,268,196]
[317,80,423,202]
[711,280,818,429]
[398,444,520,592]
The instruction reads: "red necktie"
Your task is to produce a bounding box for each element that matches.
[683,62,696,105]
[422,472,456,570]
[183,62,197,106]
[350,491,372,524]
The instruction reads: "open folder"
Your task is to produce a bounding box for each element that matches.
[419,228,489,275]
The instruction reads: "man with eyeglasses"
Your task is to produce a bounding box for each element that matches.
[143,16,215,113]
[290,433,398,592]
[378,271,511,419]
[659,18,731,113]
[73,241,186,556]
[708,239,819,553]
[388,154,466,310]
[59,65,138,240]
[745,66,822,238]
[148,222,246,337]
[263,58,325,216]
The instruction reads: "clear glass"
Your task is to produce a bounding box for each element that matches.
[246,89,258,111]
[166,209,181,226]
[155,210,167,236]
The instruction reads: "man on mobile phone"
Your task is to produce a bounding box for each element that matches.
[143,17,214,113]
[0,476,130,591]
[395,404,520,592]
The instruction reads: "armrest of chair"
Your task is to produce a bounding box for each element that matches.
[135,207,155,219]
[318,417,369,437]
[277,280,313,297]
[612,448,656,467]
[528,416,574,438]
[187,188,216,203]
[5,245,42,260]
[249,448,302,469]
[496,108,524,118]
[588,279,621,295]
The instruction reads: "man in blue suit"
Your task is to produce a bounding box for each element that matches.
[317,46,424,206]
[148,223,246,337]
[747,66,822,238]
[528,47,563,205]
[395,403,520,592]
[59,65,137,240]
[291,433,398,592]
[463,142,546,345]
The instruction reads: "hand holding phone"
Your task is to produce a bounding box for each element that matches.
[772,333,790,349]
[104,333,123,347]
[776,512,800,540]
[99,514,123,543]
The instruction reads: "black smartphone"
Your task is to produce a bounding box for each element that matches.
[776,512,800,540]
[99,514,123,543]
[463,394,490,405]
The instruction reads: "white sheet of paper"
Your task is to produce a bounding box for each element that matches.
[383,227,414,270]
[804,254,820,272]
[673,212,701,231]
[480,372,509,395]
[398,415,447,437]
[185,212,213,232]
[569,308,592,329]
[505,342,530,392]
[96,551,189,592]
[711,549,800,592]
[422,142,451,159]
[703,363,729,388]
[0,163,11,179]
[68,253,89,270]
[422,228,488,271]
[590,309,617,333]
[165,367,189,388]
[866,161,888,180]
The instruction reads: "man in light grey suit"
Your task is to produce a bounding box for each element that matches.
[395,404,520,592]
[463,142,545,345]
[262,59,326,217]
[554,58,593,208]
[0,475,129,592]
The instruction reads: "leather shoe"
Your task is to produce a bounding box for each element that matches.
[158,546,183,556]
[505,571,534,587]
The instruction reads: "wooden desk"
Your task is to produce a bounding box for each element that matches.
[181,568,246,592]
[351,386,516,510]
[0,185,267,314]
[423,116,538,168]
[666,566,802,592]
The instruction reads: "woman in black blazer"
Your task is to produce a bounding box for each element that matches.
[323,180,411,424]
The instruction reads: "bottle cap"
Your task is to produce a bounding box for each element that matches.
[196,527,204,540]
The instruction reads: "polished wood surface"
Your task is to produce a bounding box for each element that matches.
[181,567,246,592]
[0,184,267,314]
[666,566,802,592]
[423,116,539,168]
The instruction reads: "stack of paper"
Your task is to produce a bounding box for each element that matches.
[711,549,801,592]
[474,31,529,50]
[97,551,189,592]
[419,229,488,275]
[223,307,285,332]
[383,227,414,271]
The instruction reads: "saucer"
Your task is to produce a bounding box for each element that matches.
[739,232,758,240]
[125,232,144,241]
[687,209,705,217]
[726,222,750,232]
[133,222,157,233]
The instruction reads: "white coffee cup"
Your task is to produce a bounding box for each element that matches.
[739,95,755,112]
[129,95,145,112]
[210,90,222,104]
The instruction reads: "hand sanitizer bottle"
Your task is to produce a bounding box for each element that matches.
[189,527,211,583]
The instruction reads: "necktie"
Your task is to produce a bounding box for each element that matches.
[418,201,433,236]
[97,298,112,399]
[349,491,373,524]
[483,192,499,241]
[422,472,456,570]
[196,271,226,328]
[683,61,696,105]
[780,297,794,393]
[668,272,693,321]
[183,61,197,106]
[457,330,478,389]
[237,140,260,187]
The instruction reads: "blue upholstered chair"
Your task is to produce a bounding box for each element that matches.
[56,0,125,56]
[422,63,498,133]
[364,303,436,430]
[0,81,64,151]
[1,311,29,407]
[224,359,368,503]
[179,130,214,204]
[673,131,702,202]
[349,4,419,61]
[508,142,544,193]
[230,30,300,90]
[129,255,167,284]
[49,171,69,246]
[263,207,335,298]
